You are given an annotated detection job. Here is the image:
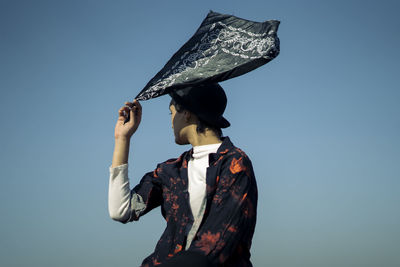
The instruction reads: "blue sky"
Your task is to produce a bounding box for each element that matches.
[0,0,399,266]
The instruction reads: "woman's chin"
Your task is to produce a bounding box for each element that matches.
[174,136,189,146]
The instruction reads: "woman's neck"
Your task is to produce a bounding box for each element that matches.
[187,128,222,147]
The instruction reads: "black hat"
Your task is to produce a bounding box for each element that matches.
[169,83,230,129]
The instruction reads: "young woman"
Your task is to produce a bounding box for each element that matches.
[109,83,258,267]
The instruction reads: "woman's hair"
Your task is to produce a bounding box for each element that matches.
[170,99,223,138]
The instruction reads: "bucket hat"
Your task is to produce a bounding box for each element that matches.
[170,83,230,128]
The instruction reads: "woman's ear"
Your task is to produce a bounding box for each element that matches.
[184,110,192,122]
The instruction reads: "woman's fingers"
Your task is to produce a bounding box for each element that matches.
[118,107,125,116]
[118,99,142,124]
[126,100,142,115]
[126,100,140,109]
[133,99,142,110]
[118,106,130,121]
[129,100,141,119]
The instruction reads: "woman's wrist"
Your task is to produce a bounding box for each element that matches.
[112,137,131,168]
[114,135,131,142]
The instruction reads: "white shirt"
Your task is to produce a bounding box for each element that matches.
[186,143,221,248]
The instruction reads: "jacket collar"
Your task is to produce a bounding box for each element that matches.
[209,136,234,165]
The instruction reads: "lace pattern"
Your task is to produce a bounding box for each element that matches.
[135,12,280,101]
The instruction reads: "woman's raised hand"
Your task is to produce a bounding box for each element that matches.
[114,100,142,140]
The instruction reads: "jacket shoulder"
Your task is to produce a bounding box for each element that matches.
[157,150,190,169]
[225,145,252,163]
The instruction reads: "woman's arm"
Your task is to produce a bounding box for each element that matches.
[112,99,142,167]
[109,100,143,222]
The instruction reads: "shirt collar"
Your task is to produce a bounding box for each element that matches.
[184,136,234,163]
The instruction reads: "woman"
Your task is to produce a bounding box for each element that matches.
[109,83,258,267]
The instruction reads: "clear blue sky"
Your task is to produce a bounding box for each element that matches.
[1,0,399,266]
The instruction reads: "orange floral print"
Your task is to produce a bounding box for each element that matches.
[196,231,221,254]
[220,148,229,154]
[174,244,182,254]
[228,225,237,233]
[243,197,255,218]
[230,157,246,174]
[153,167,161,178]
[135,137,256,266]
[152,258,161,266]
[182,159,188,168]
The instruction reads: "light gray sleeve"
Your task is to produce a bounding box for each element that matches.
[108,164,146,223]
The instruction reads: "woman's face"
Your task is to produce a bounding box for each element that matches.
[169,104,189,145]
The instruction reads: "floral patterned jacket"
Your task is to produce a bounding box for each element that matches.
[131,137,258,267]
